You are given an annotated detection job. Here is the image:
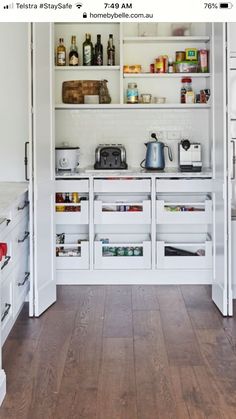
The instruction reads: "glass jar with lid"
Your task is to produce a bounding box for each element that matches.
[127,83,139,104]
[181,77,192,104]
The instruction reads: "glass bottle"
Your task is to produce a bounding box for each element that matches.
[181,77,192,104]
[69,36,79,66]
[83,33,93,66]
[56,38,66,66]
[94,34,103,66]
[107,34,115,66]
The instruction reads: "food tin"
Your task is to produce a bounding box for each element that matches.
[175,51,185,62]
[125,247,134,256]
[134,247,143,256]
[117,247,125,256]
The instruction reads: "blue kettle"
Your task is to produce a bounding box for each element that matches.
[141,133,173,170]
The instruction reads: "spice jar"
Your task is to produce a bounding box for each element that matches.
[181,77,193,104]
[127,83,139,104]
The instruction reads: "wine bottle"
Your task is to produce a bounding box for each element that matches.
[56,38,66,66]
[94,34,103,66]
[107,34,115,66]
[83,33,93,66]
[69,36,79,66]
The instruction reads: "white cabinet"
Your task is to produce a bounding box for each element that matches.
[229,23,236,56]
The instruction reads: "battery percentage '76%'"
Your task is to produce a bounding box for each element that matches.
[204,2,218,8]
[104,3,132,8]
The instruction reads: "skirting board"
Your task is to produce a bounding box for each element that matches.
[0,370,6,406]
[56,269,212,285]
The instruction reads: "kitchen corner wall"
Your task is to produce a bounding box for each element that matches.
[55,109,210,169]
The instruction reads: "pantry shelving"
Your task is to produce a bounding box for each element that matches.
[123,36,210,44]
[55,65,121,71]
[123,73,211,78]
[55,103,211,110]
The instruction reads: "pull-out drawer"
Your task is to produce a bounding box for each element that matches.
[11,192,29,227]
[55,200,89,225]
[1,279,13,345]
[56,179,89,193]
[94,234,151,270]
[94,195,151,224]
[11,215,29,262]
[56,234,89,270]
[94,178,151,193]
[156,234,212,270]
[156,195,212,225]
[0,239,13,281]
[13,261,30,318]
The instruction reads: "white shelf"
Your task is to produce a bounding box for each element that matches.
[123,36,210,43]
[55,66,121,71]
[123,73,211,78]
[55,103,211,110]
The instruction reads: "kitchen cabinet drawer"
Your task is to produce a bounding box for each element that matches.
[55,200,89,225]
[156,234,212,270]
[11,216,29,263]
[13,262,30,318]
[156,195,212,225]
[56,179,89,193]
[56,238,89,270]
[94,195,151,224]
[230,57,236,70]
[94,178,151,193]
[1,279,13,345]
[94,234,151,270]
[11,192,29,227]
[156,179,212,193]
[0,238,13,281]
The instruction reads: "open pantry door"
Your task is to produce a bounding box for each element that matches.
[31,23,56,316]
[212,23,233,316]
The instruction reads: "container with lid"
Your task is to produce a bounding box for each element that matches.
[127,83,139,104]
[55,142,80,172]
[181,77,193,104]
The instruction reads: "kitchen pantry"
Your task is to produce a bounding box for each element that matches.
[0,21,235,404]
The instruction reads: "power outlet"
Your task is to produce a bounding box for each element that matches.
[148,130,165,141]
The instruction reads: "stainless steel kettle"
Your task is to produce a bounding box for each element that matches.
[141,133,173,170]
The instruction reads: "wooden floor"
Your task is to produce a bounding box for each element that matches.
[1,286,236,418]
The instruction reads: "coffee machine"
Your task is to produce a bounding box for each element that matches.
[178,139,202,172]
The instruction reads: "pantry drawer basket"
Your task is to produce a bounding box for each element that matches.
[62,80,100,104]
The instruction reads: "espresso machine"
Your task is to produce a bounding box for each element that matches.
[178,139,202,172]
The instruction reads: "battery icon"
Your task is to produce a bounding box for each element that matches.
[219,2,233,7]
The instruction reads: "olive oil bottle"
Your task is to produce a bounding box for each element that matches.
[83,33,93,66]
[56,38,66,66]
[69,36,79,66]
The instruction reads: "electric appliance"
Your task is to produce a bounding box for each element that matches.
[55,143,80,172]
[142,133,173,170]
[178,139,202,172]
[94,144,128,170]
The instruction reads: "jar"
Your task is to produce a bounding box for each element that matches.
[72,192,79,203]
[181,77,192,104]
[176,51,185,62]
[140,94,152,104]
[127,83,139,104]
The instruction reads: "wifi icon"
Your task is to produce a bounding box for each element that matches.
[75,2,83,8]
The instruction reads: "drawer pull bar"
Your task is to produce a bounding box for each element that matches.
[1,256,11,271]
[18,272,30,287]
[18,201,29,211]
[1,303,11,322]
[6,219,11,226]
[18,232,30,243]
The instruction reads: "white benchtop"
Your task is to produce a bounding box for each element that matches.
[56,167,212,179]
[0,182,28,217]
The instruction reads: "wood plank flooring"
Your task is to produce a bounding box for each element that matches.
[1,285,236,418]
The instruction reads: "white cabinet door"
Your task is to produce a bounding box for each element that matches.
[212,23,232,316]
[31,23,56,316]
[229,23,236,55]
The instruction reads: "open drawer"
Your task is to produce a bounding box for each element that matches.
[156,195,212,225]
[94,195,151,224]
[94,234,151,270]
[55,200,89,225]
[56,234,89,270]
[94,178,151,193]
[156,234,212,270]
[13,259,30,318]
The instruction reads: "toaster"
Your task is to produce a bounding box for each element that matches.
[94,144,128,170]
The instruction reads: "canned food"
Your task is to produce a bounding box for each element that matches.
[117,247,125,256]
[125,247,134,256]
[176,51,185,62]
[134,247,143,256]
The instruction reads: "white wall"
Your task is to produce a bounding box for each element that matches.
[55,109,210,170]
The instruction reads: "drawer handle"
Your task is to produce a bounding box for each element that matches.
[18,272,30,287]
[1,256,11,270]
[6,219,11,226]
[18,201,29,211]
[1,303,11,322]
[18,231,30,243]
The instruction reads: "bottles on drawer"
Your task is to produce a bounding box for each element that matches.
[55,192,88,212]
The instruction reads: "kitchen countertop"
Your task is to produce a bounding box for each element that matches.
[56,167,213,179]
[0,182,28,216]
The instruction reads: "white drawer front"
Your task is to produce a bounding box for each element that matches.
[11,192,29,227]
[56,179,89,193]
[156,197,212,225]
[1,279,13,345]
[94,178,151,193]
[55,200,89,225]
[94,234,151,270]
[56,240,89,270]
[156,180,212,193]
[94,197,151,225]
[156,236,212,270]
[13,262,30,318]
